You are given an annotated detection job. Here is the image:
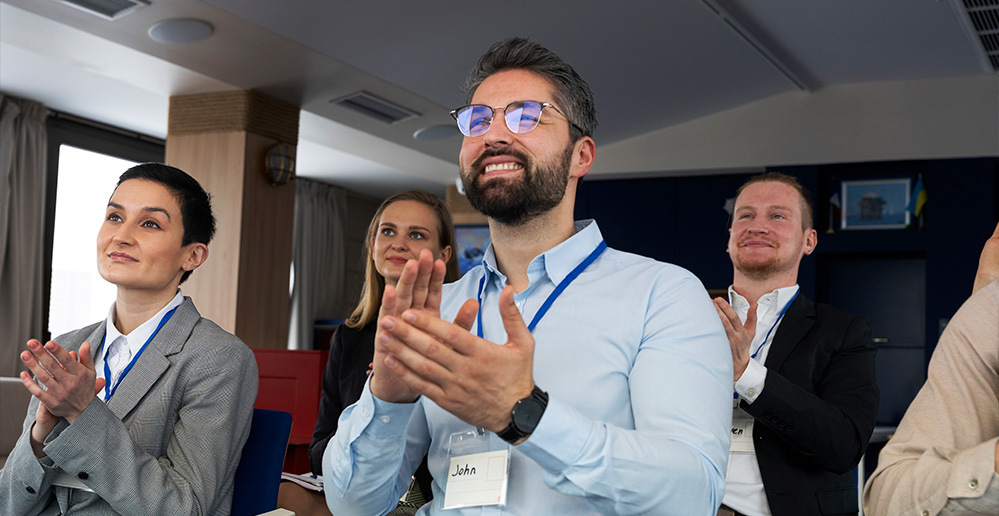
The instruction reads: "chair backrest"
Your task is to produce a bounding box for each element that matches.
[252,349,324,447]
[232,408,293,516]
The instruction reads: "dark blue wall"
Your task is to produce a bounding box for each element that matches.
[574,157,999,424]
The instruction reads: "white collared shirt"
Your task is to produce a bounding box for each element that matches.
[722,284,800,516]
[95,290,184,401]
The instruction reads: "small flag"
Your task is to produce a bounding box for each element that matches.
[829,192,841,218]
[906,176,927,217]
[827,192,842,232]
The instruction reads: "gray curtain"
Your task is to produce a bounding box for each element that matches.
[0,95,49,376]
[288,178,348,350]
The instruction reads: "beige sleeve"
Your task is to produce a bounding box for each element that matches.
[863,281,999,516]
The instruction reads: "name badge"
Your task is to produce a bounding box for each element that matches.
[730,419,755,453]
[443,449,510,509]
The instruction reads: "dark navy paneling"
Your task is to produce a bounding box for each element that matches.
[923,158,999,359]
[873,347,927,425]
[819,254,927,425]
[575,157,997,376]
[575,177,677,263]
[672,174,752,291]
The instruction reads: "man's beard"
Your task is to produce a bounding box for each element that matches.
[733,255,782,281]
[461,143,574,226]
[731,242,794,281]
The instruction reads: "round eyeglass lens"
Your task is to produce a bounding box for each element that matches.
[457,105,492,137]
[506,101,543,133]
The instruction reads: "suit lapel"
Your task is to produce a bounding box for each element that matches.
[763,294,815,371]
[84,324,106,360]
[106,298,200,419]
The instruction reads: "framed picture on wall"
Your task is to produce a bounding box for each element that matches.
[841,178,911,230]
[454,225,491,274]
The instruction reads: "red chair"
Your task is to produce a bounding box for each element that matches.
[252,349,328,473]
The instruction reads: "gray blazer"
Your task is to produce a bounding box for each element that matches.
[0,297,258,515]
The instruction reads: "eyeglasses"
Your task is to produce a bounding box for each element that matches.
[450,100,582,137]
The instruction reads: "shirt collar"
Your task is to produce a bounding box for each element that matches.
[480,220,603,288]
[104,289,184,357]
[728,284,800,320]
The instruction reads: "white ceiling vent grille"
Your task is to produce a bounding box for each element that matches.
[956,0,999,71]
[330,92,420,125]
[57,0,148,21]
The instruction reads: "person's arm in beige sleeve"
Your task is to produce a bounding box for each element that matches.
[973,222,999,295]
[863,225,999,516]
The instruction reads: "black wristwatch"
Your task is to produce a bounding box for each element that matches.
[496,385,549,444]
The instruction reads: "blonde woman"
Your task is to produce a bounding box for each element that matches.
[279,190,460,515]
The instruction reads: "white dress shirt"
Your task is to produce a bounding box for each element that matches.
[722,284,800,516]
[96,290,184,401]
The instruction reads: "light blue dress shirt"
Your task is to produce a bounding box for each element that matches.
[324,220,733,515]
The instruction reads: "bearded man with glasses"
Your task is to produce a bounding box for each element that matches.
[323,37,733,516]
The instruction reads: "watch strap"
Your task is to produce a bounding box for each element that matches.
[496,385,549,444]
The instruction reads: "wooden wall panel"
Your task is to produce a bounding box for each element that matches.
[234,132,294,349]
[165,131,246,333]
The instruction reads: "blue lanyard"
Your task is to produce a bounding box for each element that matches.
[732,289,798,400]
[746,289,799,361]
[475,240,606,339]
[100,306,178,400]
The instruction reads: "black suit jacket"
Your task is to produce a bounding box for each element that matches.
[742,294,879,516]
[309,322,375,475]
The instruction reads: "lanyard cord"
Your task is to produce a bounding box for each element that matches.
[476,240,606,339]
[732,289,798,400]
[745,289,799,361]
[100,306,178,400]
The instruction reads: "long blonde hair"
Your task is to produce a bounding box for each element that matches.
[346,191,461,328]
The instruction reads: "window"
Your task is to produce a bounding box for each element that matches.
[47,146,139,337]
[43,116,163,340]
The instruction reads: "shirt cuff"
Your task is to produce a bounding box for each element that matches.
[734,359,767,403]
[946,437,999,503]
[360,385,418,438]
[515,397,593,473]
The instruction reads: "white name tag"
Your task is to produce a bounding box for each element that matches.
[442,449,509,509]
[730,419,756,453]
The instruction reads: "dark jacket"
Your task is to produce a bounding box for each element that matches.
[309,322,375,474]
[744,294,880,516]
[308,322,432,499]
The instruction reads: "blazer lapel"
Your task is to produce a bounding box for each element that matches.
[85,323,107,360]
[106,298,200,419]
[763,294,815,371]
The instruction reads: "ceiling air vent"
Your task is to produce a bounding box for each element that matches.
[954,0,999,72]
[330,92,420,125]
[57,0,148,21]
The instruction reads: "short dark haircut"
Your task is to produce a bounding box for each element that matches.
[464,37,597,142]
[114,163,216,283]
[735,172,814,230]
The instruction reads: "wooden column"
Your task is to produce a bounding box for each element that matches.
[165,91,298,349]
[446,184,488,225]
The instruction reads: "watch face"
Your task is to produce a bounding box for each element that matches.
[512,398,545,433]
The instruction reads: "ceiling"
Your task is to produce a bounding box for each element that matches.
[1,0,995,199]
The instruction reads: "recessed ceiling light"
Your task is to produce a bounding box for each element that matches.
[148,19,214,45]
[413,124,461,141]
